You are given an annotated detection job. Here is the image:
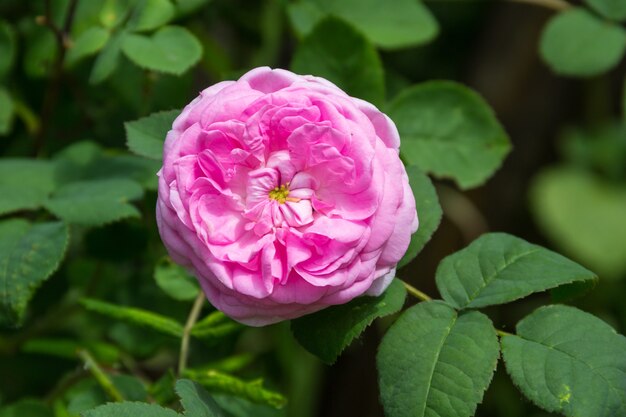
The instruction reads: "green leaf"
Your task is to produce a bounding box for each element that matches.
[82,402,179,417]
[540,8,626,77]
[191,311,243,342]
[397,166,442,268]
[175,379,225,417]
[108,322,167,358]
[501,305,626,417]
[0,159,57,215]
[121,26,202,75]
[213,395,284,417]
[623,76,626,120]
[23,26,57,78]
[198,355,255,374]
[174,0,213,17]
[530,167,626,279]
[0,86,14,135]
[100,0,135,29]
[291,17,384,106]
[183,370,287,409]
[66,26,111,67]
[68,375,148,415]
[44,178,143,226]
[133,0,175,32]
[286,1,325,38]
[377,301,499,417]
[0,20,16,79]
[0,399,53,417]
[149,370,177,405]
[435,233,597,310]
[80,298,185,337]
[559,123,626,181]
[90,30,126,84]
[0,220,69,328]
[53,141,160,191]
[389,81,511,189]
[291,278,406,364]
[81,379,225,417]
[288,0,438,49]
[22,337,120,364]
[125,109,179,160]
[583,0,626,22]
[155,257,200,301]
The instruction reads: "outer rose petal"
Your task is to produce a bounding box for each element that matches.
[156,67,418,326]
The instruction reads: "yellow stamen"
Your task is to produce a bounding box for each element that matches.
[268,184,290,204]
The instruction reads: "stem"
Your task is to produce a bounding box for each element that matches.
[178,292,205,375]
[35,0,79,155]
[398,281,515,338]
[12,98,41,136]
[505,0,571,11]
[401,280,433,302]
[77,349,124,402]
[496,329,514,337]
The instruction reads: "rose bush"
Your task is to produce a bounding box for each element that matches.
[157,67,418,325]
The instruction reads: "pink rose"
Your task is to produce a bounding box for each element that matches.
[157,67,418,326]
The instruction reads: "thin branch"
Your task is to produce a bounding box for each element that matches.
[35,0,79,156]
[77,349,124,402]
[178,292,206,376]
[401,280,433,302]
[12,98,41,136]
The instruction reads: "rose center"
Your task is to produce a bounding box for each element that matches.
[268,184,290,204]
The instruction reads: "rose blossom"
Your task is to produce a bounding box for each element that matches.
[156,67,418,326]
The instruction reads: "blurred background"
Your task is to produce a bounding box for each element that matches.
[0,0,625,416]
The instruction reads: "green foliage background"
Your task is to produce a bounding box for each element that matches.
[1,0,626,417]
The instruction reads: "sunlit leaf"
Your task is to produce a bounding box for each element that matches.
[501,305,626,417]
[378,301,499,417]
[436,233,597,310]
[389,81,511,189]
